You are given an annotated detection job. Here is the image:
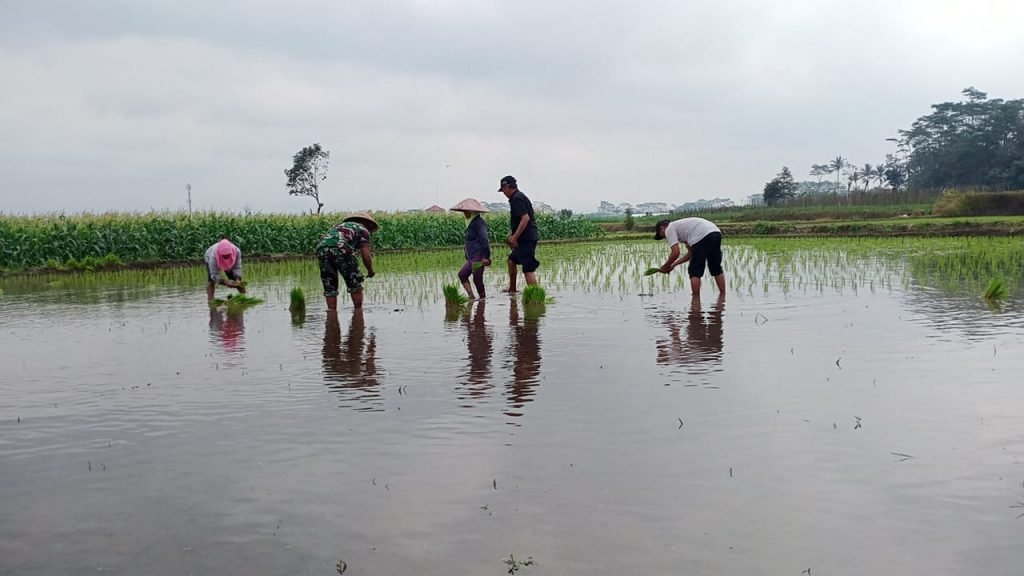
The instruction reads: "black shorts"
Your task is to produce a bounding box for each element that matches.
[509,236,540,273]
[687,232,723,278]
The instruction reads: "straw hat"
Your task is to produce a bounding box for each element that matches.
[450,198,490,213]
[343,211,380,232]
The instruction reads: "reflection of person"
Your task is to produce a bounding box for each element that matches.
[505,298,542,417]
[450,198,492,300]
[498,175,540,293]
[208,308,245,353]
[656,295,725,368]
[458,300,493,402]
[322,309,380,392]
[316,212,379,311]
[205,237,246,302]
[653,217,726,296]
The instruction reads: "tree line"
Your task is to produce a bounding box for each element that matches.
[763,88,1024,205]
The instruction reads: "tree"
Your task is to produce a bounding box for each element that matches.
[897,87,1024,189]
[860,163,874,190]
[558,208,573,220]
[884,164,906,191]
[624,207,635,231]
[874,164,888,188]
[763,166,797,206]
[828,156,847,193]
[285,143,330,214]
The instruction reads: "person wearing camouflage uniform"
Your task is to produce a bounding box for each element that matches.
[316,212,379,311]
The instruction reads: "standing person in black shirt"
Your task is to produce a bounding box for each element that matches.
[498,175,540,293]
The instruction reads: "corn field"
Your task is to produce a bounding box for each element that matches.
[0,211,604,270]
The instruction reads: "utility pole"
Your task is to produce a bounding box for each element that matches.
[186,183,192,216]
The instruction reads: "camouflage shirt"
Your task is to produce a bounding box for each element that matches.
[318,222,371,254]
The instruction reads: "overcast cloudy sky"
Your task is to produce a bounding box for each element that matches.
[1,0,1022,215]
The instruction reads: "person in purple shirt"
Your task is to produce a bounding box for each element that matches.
[450,198,492,299]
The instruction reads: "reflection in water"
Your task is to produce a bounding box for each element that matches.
[456,300,494,406]
[208,309,246,354]
[505,299,544,418]
[322,310,382,411]
[655,295,725,376]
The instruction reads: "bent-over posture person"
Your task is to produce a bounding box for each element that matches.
[316,212,379,311]
[205,237,245,302]
[653,217,726,296]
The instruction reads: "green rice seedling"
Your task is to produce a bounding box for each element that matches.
[522,285,552,304]
[289,287,306,313]
[443,283,468,305]
[644,267,660,276]
[984,278,1007,300]
[219,293,264,314]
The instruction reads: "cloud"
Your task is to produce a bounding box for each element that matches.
[1,0,1023,213]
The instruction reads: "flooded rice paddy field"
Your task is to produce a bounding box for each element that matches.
[2,237,1024,576]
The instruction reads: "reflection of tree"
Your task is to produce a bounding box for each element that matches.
[505,299,543,418]
[322,310,382,410]
[457,300,494,405]
[209,309,246,354]
[655,296,724,373]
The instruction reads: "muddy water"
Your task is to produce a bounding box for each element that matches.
[2,241,1024,576]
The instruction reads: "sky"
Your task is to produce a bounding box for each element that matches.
[1,0,1023,215]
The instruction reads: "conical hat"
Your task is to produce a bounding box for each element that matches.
[343,211,380,232]
[450,198,490,213]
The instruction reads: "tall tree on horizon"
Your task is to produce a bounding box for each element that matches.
[284,143,330,214]
[829,156,847,190]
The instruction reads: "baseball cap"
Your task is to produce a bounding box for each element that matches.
[653,219,671,240]
[498,175,516,191]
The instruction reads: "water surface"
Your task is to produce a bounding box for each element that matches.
[2,239,1023,576]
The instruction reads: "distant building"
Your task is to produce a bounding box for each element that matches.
[482,201,509,213]
[671,197,736,212]
[747,194,764,206]
[533,201,555,215]
[425,205,447,214]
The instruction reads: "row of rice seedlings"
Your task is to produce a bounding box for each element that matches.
[4,237,1021,306]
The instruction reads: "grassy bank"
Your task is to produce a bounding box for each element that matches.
[0,211,603,272]
[603,215,1024,238]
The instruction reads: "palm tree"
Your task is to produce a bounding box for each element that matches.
[861,163,873,191]
[874,164,887,188]
[829,156,847,193]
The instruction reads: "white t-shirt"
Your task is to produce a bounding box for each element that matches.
[664,218,720,247]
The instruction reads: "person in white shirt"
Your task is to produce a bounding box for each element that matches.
[653,217,726,296]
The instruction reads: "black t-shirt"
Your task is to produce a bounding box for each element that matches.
[508,190,539,241]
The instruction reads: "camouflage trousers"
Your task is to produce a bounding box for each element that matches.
[317,246,364,297]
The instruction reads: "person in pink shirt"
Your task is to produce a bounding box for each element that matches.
[204,237,246,302]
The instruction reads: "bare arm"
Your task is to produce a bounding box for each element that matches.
[512,213,530,241]
[672,244,693,268]
[660,244,681,273]
[360,245,375,277]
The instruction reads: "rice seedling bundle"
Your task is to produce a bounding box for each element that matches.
[984,278,1007,300]
[443,283,468,305]
[289,287,306,312]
